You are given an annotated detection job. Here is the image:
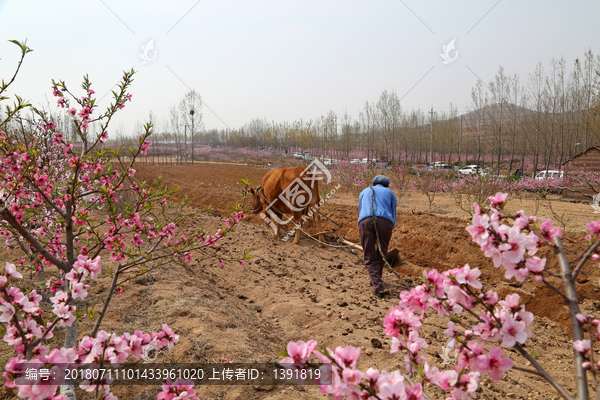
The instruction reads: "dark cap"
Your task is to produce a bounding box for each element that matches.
[372,175,390,187]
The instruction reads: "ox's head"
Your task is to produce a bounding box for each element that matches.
[247,186,263,214]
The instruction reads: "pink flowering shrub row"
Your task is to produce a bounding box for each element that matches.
[332,162,373,196]
[330,162,411,199]
[139,145,286,164]
[281,192,598,400]
[509,176,563,198]
[389,164,412,203]
[450,175,509,216]
[193,146,278,162]
[561,168,600,200]
[411,169,454,207]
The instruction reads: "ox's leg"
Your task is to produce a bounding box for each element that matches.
[314,209,325,248]
[261,206,280,240]
[270,220,280,241]
[292,212,302,245]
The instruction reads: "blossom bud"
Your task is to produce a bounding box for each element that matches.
[464,330,473,340]
[480,290,499,306]
[582,362,591,370]
[576,313,588,325]
[574,339,591,354]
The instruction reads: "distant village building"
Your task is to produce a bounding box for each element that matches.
[562,146,600,201]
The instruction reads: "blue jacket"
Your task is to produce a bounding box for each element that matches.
[358,184,397,226]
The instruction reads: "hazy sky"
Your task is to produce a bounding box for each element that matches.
[1,0,599,133]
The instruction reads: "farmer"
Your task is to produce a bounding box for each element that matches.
[358,175,397,298]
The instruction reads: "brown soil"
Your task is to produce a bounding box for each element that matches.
[1,161,599,400]
[134,162,600,335]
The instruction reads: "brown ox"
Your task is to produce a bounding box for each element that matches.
[248,166,324,247]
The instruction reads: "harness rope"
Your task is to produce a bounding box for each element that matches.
[370,186,402,282]
[250,185,263,213]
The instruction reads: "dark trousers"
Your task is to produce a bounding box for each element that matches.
[359,217,394,293]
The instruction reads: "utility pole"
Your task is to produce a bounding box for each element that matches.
[333,115,337,161]
[459,114,463,165]
[429,107,434,164]
[190,109,195,165]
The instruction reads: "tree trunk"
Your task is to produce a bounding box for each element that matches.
[60,321,78,400]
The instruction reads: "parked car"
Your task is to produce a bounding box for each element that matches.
[428,161,452,170]
[459,165,482,175]
[360,158,369,164]
[350,159,361,165]
[535,170,563,180]
[292,152,304,159]
[479,168,507,178]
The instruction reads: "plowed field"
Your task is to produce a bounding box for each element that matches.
[1,161,598,400]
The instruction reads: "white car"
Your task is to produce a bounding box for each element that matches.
[535,170,563,180]
[350,159,361,165]
[479,169,507,178]
[292,152,304,159]
[429,162,452,170]
[459,165,482,175]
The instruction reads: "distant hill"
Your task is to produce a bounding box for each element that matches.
[454,103,536,127]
